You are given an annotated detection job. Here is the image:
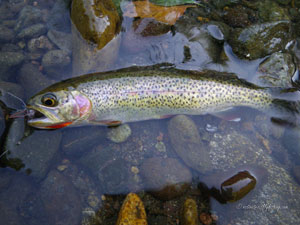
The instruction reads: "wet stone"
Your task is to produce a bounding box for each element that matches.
[292,165,300,185]
[116,193,147,225]
[0,51,24,81]
[207,128,300,224]
[47,0,71,32]
[275,0,291,5]
[223,5,252,28]
[47,29,72,54]
[17,63,55,99]
[17,23,47,39]
[1,43,21,52]
[59,161,102,210]
[0,175,34,225]
[14,5,43,32]
[181,198,198,225]
[140,157,192,200]
[98,158,131,194]
[256,52,295,88]
[228,21,292,60]
[5,129,62,179]
[41,49,71,79]
[61,126,106,157]
[37,170,81,225]
[27,35,53,53]
[282,127,300,159]
[168,115,213,174]
[107,124,132,143]
[259,0,290,22]
[0,81,24,101]
[0,24,15,42]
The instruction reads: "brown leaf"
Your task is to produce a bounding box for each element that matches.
[123,0,195,25]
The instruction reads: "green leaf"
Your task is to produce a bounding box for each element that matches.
[149,0,200,7]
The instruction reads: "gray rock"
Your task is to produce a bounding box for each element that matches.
[140,157,192,200]
[17,63,55,99]
[174,20,222,65]
[59,162,102,210]
[275,0,291,5]
[17,23,47,39]
[258,0,290,22]
[0,175,34,225]
[14,5,43,31]
[79,145,131,194]
[21,170,82,225]
[5,125,62,179]
[228,21,292,60]
[0,3,15,20]
[61,126,106,156]
[47,0,71,32]
[0,24,14,42]
[256,52,295,88]
[27,35,53,53]
[107,124,132,143]
[0,51,24,81]
[212,0,239,8]
[0,109,4,138]
[282,127,300,159]
[0,81,24,101]
[2,19,16,28]
[292,165,300,184]
[41,49,71,79]
[47,29,72,54]
[207,128,300,224]
[1,43,21,52]
[168,115,213,174]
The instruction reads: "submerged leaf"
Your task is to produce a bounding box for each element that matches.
[149,0,199,6]
[123,0,196,25]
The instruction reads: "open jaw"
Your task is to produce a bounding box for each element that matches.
[26,108,52,124]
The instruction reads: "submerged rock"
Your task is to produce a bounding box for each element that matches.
[71,0,121,74]
[0,175,34,225]
[17,63,55,99]
[206,128,300,224]
[47,29,72,54]
[17,23,47,39]
[228,21,292,59]
[140,157,192,200]
[4,124,62,179]
[14,6,43,31]
[256,52,295,88]
[0,24,14,42]
[23,170,82,225]
[41,50,71,79]
[27,35,53,53]
[116,193,147,225]
[168,115,212,174]
[181,198,198,225]
[0,51,24,81]
[61,126,106,156]
[107,124,132,143]
[258,0,290,22]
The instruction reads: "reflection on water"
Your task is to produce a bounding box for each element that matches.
[1,0,300,224]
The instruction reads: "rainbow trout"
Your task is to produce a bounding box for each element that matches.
[26,68,298,129]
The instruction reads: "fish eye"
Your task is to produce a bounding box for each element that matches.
[41,93,58,107]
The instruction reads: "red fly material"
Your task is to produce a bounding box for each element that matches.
[8,109,28,119]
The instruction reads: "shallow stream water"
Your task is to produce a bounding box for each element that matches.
[0,0,300,224]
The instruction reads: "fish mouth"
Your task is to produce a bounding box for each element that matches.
[26,105,61,128]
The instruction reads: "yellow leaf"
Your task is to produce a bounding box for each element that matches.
[123,0,195,25]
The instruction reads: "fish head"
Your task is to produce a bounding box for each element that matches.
[27,89,92,129]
